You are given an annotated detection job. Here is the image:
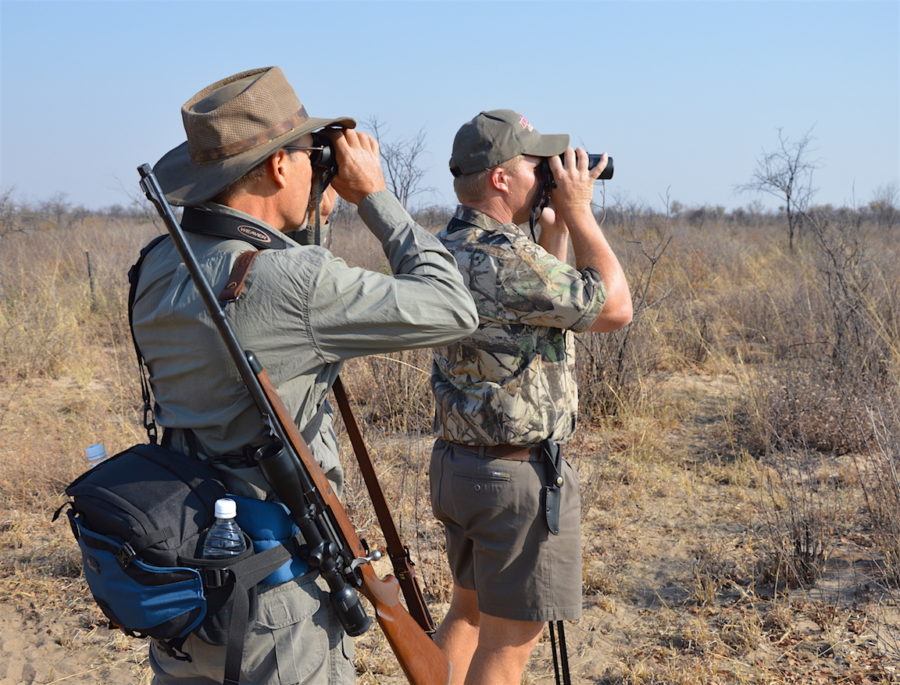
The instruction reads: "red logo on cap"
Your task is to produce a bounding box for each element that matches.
[519,115,530,129]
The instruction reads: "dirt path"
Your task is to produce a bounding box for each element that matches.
[0,602,147,685]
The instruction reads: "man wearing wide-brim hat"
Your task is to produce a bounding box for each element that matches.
[132,66,478,685]
[429,110,633,685]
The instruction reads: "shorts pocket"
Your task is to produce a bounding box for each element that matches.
[453,468,512,487]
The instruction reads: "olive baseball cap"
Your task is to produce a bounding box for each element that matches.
[449,109,569,177]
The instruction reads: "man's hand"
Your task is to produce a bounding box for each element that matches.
[547,148,607,219]
[537,206,569,261]
[327,129,387,205]
[544,148,631,332]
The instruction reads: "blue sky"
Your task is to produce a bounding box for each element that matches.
[1,0,897,211]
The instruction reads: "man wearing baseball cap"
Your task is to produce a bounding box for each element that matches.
[132,67,478,684]
[430,110,632,684]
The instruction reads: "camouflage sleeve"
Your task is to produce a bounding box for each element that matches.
[473,232,607,333]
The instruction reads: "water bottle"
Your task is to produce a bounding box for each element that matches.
[85,443,108,468]
[201,498,247,559]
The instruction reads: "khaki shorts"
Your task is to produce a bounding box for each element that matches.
[150,572,355,685]
[430,439,582,622]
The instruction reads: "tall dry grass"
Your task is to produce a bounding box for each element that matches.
[1,200,898,682]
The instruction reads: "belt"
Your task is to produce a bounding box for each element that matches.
[449,441,543,462]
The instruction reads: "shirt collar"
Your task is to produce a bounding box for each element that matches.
[454,204,529,240]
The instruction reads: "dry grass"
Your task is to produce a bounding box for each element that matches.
[1,205,899,683]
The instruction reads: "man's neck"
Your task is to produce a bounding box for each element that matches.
[225,194,286,232]
[464,197,514,225]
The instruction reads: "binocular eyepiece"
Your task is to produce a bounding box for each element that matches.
[310,132,337,174]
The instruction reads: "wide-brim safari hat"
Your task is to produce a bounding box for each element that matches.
[154,67,355,206]
[449,109,568,177]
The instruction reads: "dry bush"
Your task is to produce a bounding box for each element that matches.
[0,217,159,512]
[853,404,900,587]
[751,449,855,591]
[342,350,433,434]
[576,224,672,422]
[741,213,898,456]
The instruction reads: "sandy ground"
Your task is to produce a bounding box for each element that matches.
[0,603,147,684]
[2,373,899,683]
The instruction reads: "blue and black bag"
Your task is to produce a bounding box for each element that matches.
[57,442,305,685]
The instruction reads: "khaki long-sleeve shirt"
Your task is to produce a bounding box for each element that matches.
[132,190,477,497]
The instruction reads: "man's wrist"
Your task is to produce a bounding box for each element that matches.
[558,202,595,225]
[357,189,411,241]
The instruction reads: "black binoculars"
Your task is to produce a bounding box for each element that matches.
[585,153,614,180]
[540,153,614,183]
[310,132,337,175]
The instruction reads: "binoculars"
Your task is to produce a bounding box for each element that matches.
[540,153,614,183]
[585,153,614,180]
[311,132,337,175]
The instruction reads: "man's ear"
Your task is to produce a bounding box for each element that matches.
[269,150,290,190]
[490,165,510,194]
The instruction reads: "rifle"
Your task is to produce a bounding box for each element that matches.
[137,164,450,685]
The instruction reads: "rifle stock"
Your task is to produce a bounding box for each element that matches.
[359,564,451,685]
[256,370,450,684]
[137,164,451,685]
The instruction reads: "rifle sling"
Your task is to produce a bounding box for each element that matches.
[332,377,436,634]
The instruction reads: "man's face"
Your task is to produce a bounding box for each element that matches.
[281,133,316,230]
[508,155,543,225]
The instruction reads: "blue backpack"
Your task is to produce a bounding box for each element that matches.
[58,442,307,685]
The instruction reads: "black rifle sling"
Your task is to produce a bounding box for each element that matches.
[332,377,437,634]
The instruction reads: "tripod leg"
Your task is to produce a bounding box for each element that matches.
[557,621,571,685]
[549,621,562,685]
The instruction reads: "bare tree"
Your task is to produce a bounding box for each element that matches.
[367,117,432,210]
[739,128,817,251]
[868,182,899,230]
[38,192,76,229]
[0,188,26,245]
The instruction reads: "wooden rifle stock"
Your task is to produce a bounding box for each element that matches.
[256,369,451,685]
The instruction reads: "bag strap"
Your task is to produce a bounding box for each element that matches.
[218,540,299,685]
[218,250,260,303]
[128,238,263,445]
[128,235,169,444]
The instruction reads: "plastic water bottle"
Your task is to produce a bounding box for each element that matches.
[85,443,108,468]
[201,498,247,559]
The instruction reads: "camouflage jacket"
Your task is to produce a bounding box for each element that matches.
[431,205,606,446]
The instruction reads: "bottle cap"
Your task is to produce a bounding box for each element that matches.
[214,498,237,519]
[85,443,107,462]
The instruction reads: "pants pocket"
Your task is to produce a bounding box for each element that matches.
[248,573,337,684]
